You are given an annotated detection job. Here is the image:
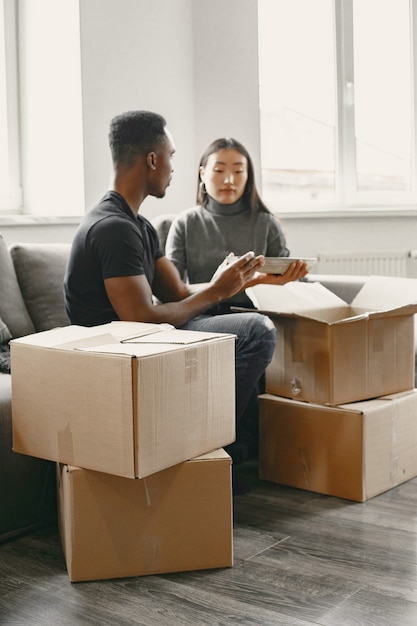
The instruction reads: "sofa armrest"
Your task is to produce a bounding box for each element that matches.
[0,233,35,338]
[304,273,368,304]
[151,213,176,254]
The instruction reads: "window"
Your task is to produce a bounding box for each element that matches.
[0,0,84,217]
[258,0,417,210]
[0,0,21,212]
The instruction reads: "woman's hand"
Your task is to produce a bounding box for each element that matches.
[246,259,309,287]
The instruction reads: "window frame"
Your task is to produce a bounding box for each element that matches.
[0,0,21,213]
[258,0,417,212]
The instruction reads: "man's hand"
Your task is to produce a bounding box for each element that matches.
[210,251,265,298]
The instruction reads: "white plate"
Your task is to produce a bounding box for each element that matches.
[262,257,317,274]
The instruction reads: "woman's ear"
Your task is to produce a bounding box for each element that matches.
[199,165,205,182]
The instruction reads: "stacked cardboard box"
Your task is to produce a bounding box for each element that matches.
[11,321,236,581]
[57,450,232,581]
[246,276,417,502]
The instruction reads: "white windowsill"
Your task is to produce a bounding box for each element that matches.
[1,207,417,227]
[0,214,82,226]
[275,207,417,219]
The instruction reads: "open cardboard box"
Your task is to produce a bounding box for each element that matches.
[58,449,233,582]
[247,276,417,405]
[259,390,417,502]
[11,322,236,478]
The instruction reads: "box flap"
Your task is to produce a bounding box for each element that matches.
[379,389,417,401]
[246,282,353,322]
[10,324,110,348]
[338,389,417,412]
[77,342,187,357]
[10,322,177,350]
[58,333,120,350]
[125,329,235,345]
[191,448,231,462]
[109,321,174,341]
[247,277,417,323]
[353,304,417,320]
[261,392,405,416]
[351,276,417,313]
[11,321,236,356]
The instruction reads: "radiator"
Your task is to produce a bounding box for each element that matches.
[315,250,417,277]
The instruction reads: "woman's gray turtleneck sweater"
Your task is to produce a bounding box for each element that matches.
[165,196,290,307]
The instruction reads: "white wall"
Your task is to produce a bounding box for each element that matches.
[6,0,417,255]
[78,0,196,219]
[192,0,262,175]
[280,211,417,258]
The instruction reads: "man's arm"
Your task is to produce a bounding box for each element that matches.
[104,253,263,328]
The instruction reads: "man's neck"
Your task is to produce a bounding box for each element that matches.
[110,176,146,217]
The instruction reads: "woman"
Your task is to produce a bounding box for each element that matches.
[166,138,307,474]
[165,137,306,314]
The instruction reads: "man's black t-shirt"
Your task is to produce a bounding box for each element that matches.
[64,191,163,326]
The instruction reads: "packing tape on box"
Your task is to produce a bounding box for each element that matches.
[140,535,162,570]
[57,422,74,460]
[143,475,161,507]
[390,403,400,486]
[287,321,305,364]
[372,319,385,353]
[185,349,198,384]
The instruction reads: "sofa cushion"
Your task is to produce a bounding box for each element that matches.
[151,213,175,254]
[10,243,71,332]
[0,318,11,374]
[0,317,11,344]
[0,233,35,338]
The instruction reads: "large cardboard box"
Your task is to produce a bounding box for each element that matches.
[11,322,235,478]
[247,276,417,405]
[57,449,233,582]
[259,391,417,502]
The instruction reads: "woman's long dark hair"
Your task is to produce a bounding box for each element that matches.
[196,137,271,214]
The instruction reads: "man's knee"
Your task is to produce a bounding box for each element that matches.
[250,313,276,360]
[237,312,276,363]
[251,313,275,340]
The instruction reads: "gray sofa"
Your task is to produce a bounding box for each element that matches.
[0,234,71,541]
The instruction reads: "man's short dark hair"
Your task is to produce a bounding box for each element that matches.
[109,110,167,168]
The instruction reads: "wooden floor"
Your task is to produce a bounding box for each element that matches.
[1,461,417,626]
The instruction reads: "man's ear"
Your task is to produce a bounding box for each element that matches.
[147,152,157,170]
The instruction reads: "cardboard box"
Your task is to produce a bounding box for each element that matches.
[259,391,417,502]
[11,322,235,478]
[57,449,233,582]
[247,276,417,405]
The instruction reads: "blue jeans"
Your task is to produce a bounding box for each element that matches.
[181,312,276,438]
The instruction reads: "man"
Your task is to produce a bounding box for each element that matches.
[64,110,305,482]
